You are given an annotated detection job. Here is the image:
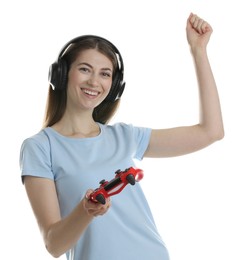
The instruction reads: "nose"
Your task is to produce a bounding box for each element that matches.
[87,73,99,87]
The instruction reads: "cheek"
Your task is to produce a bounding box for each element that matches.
[68,69,81,84]
[66,72,82,94]
[106,78,113,91]
[67,71,76,89]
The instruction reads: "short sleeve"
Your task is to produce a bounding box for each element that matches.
[132,125,152,161]
[19,132,54,183]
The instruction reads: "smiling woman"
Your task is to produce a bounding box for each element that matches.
[46,35,125,128]
[67,49,113,109]
[19,13,224,260]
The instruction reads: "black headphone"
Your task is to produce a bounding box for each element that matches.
[48,35,125,102]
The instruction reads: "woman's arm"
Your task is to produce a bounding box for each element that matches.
[145,13,224,158]
[24,176,111,258]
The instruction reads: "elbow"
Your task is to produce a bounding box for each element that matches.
[46,244,64,258]
[44,229,66,258]
[45,243,60,258]
[52,253,63,259]
[215,124,225,141]
[217,129,225,141]
[208,126,225,143]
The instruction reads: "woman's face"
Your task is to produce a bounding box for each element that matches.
[66,48,113,111]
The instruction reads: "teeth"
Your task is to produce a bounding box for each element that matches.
[83,89,98,96]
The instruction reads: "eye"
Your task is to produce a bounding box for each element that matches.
[101,71,112,78]
[79,67,90,73]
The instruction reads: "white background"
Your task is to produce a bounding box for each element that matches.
[1,0,243,259]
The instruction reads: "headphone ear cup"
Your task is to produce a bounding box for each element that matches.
[105,72,125,102]
[48,59,68,90]
[117,81,125,99]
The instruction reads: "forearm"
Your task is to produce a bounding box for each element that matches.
[44,200,93,258]
[191,47,224,140]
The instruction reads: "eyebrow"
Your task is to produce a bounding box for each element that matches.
[77,62,113,72]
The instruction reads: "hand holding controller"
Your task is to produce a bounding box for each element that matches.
[89,167,144,204]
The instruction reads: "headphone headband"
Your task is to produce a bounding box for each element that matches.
[48,35,125,102]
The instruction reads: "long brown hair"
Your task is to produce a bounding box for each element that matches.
[43,37,122,128]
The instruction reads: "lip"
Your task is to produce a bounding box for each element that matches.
[81,88,100,98]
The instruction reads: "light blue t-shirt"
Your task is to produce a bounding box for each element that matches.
[20,123,169,260]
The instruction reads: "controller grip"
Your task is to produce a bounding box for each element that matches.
[126,174,135,185]
[95,193,106,205]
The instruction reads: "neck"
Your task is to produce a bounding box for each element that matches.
[52,110,100,138]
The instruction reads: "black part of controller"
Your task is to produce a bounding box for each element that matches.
[126,174,135,185]
[104,177,122,191]
[95,193,106,205]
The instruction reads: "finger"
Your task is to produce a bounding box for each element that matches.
[86,195,111,210]
[189,14,212,35]
[201,21,212,33]
[197,19,205,34]
[88,204,110,217]
[85,189,94,199]
[190,15,203,33]
[93,199,111,215]
[189,13,198,24]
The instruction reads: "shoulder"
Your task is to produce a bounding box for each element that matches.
[101,122,136,137]
[21,129,51,152]
[106,122,132,130]
[103,122,150,132]
[101,122,152,140]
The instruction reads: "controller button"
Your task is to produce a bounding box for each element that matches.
[99,179,106,185]
[115,169,121,174]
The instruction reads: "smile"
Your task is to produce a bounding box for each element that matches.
[81,88,100,97]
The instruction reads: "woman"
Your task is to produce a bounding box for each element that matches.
[20,13,224,260]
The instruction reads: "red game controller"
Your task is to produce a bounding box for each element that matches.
[89,167,144,204]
